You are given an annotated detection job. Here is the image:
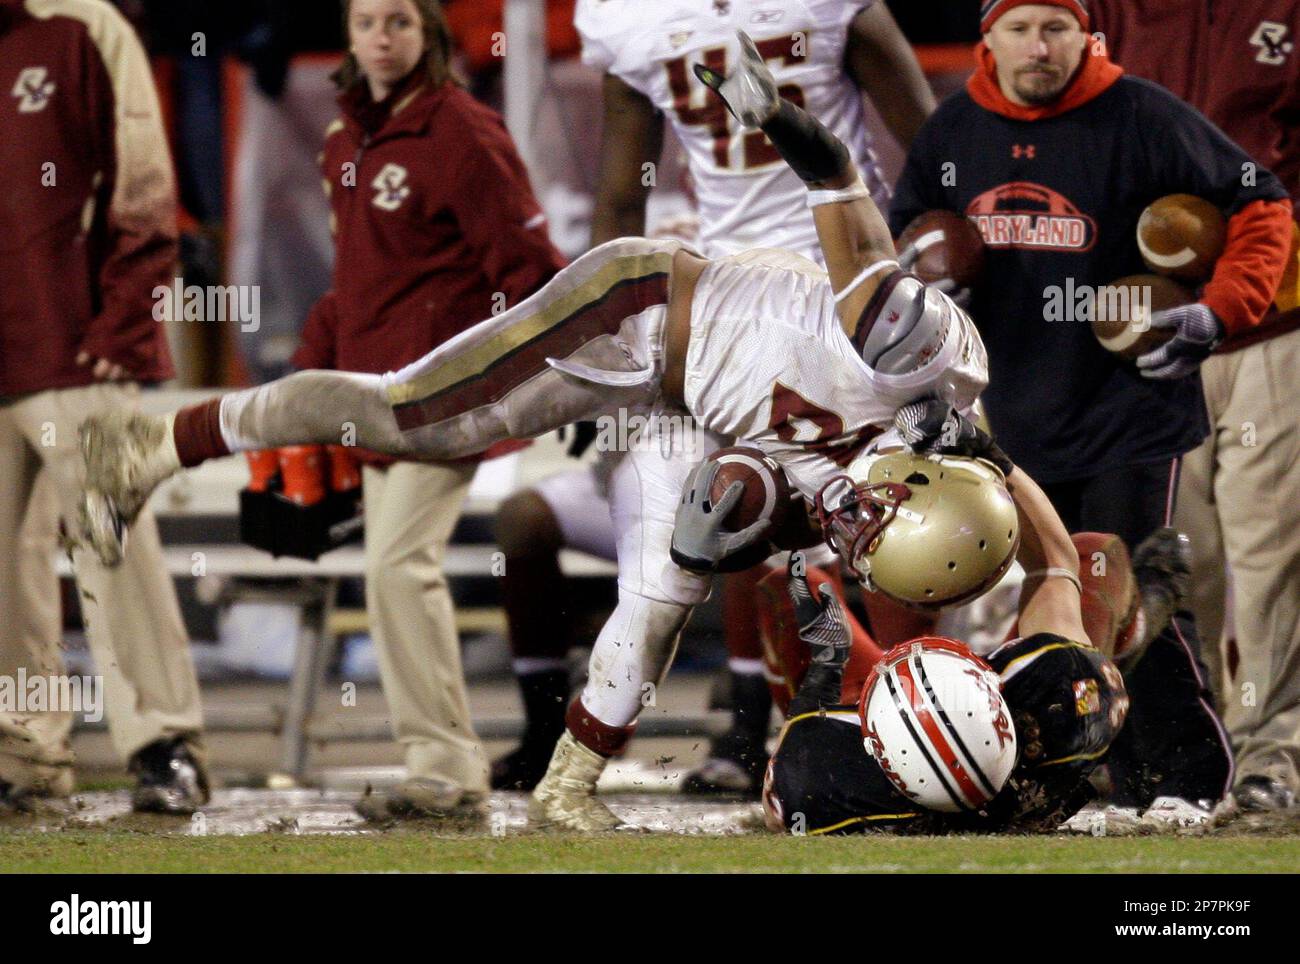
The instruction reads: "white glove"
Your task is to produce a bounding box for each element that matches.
[692,31,779,130]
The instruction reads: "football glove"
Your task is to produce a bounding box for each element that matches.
[693,32,779,130]
[1136,303,1224,380]
[787,552,851,666]
[893,399,1014,476]
[670,460,772,574]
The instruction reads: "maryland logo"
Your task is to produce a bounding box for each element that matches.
[12,67,55,113]
[371,163,411,211]
[966,181,1097,253]
[1073,678,1101,716]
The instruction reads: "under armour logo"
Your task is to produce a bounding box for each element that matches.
[371,162,410,211]
[12,67,55,113]
[712,0,730,15]
[1012,144,1036,160]
[1250,21,1294,65]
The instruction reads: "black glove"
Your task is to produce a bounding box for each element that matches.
[1135,303,1224,380]
[670,461,772,574]
[1124,526,1192,668]
[893,399,1014,476]
[560,421,598,459]
[787,552,850,666]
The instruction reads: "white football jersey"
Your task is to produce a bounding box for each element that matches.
[683,250,988,500]
[576,0,888,262]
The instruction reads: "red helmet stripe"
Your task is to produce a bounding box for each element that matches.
[894,656,990,809]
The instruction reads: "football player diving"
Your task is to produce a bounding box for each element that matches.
[758,399,1193,835]
[77,33,986,831]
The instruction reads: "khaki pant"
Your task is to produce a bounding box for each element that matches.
[1174,328,1300,791]
[0,384,203,792]
[362,460,487,795]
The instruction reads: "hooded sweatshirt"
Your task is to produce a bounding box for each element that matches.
[889,41,1291,483]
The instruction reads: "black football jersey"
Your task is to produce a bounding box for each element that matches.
[764,634,1128,834]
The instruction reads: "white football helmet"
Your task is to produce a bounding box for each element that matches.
[858,637,1018,813]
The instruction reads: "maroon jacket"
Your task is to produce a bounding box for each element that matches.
[1092,1,1300,208]
[293,73,566,376]
[0,0,176,395]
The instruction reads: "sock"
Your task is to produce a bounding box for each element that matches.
[723,667,772,750]
[566,698,636,758]
[173,399,229,467]
[516,667,570,745]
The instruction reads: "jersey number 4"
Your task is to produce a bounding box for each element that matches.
[665,35,808,170]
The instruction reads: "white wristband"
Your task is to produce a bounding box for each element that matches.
[833,259,899,305]
[1025,567,1083,594]
[806,177,870,209]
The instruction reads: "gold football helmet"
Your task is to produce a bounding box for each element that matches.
[815,451,1020,609]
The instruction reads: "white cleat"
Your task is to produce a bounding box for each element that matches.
[1139,795,1214,831]
[529,732,626,832]
[78,411,182,566]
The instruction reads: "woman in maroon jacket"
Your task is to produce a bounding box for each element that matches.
[292,0,566,820]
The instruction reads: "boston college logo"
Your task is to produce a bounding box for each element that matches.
[371,163,411,211]
[966,181,1097,253]
[1250,21,1293,65]
[12,67,56,113]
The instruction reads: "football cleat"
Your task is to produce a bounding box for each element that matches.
[130,737,210,815]
[681,729,767,797]
[355,777,486,823]
[529,732,624,831]
[1232,775,1296,813]
[79,411,182,566]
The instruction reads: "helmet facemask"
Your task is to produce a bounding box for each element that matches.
[814,476,913,588]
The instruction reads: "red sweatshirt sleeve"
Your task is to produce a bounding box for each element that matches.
[444,107,566,308]
[292,291,340,370]
[1201,199,1295,334]
[77,4,178,379]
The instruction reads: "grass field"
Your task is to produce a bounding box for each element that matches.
[4,830,1300,873]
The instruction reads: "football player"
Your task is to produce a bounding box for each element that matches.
[77,36,986,830]
[761,404,1193,835]
[491,0,938,794]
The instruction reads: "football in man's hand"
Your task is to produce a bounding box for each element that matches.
[1137,194,1226,283]
[705,447,791,533]
[1092,273,1194,358]
[896,210,987,288]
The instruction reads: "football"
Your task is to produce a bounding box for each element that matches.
[1136,193,1226,283]
[705,446,792,533]
[1092,273,1194,358]
[895,210,987,288]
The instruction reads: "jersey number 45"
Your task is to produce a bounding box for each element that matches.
[665,34,808,171]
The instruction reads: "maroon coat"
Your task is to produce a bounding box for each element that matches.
[293,74,566,376]
[0,0,177,395]
[1092,0,1300,210]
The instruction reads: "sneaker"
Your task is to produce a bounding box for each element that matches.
[529,732,625,831]
[79,412,182,566]
[129,738,210,815]
[354,777,486,823]
[1232,775,1296,813]
[1139,795,1213,830]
